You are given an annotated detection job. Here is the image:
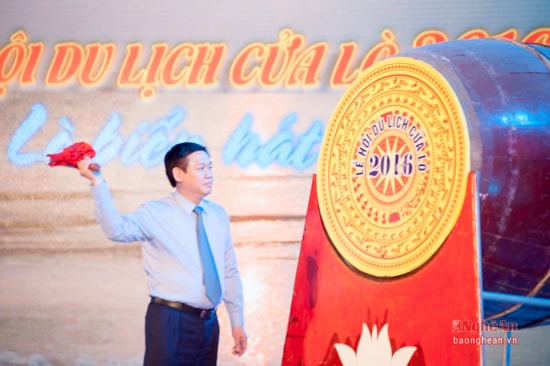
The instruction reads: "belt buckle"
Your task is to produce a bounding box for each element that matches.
[200,309,210,319]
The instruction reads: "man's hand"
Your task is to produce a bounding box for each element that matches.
[231,326,247,357]
[77,158,103,186]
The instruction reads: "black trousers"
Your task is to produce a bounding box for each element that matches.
[143,300,220,366]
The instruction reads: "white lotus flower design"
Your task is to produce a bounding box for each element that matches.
[334,323,417,366]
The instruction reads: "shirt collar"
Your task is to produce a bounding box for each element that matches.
[171,191,204,215]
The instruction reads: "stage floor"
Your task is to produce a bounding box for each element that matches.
[1,243,549,365]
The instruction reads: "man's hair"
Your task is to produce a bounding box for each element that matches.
[164,142,209,187]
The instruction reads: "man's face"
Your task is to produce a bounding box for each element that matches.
[175,150,213,203]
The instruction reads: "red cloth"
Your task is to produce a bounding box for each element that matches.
[47,142,96,169]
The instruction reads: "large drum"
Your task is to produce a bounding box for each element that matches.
[318,38,550,328]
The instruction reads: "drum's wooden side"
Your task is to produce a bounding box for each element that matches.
[399,39,550,327]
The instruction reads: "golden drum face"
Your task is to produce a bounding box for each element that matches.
[317,57,470,277]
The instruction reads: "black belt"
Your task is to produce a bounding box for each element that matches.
[151,297,216,319]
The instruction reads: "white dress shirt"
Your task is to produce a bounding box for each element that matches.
[90,180,244,328]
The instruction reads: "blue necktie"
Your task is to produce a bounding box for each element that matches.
[194,206,222,304]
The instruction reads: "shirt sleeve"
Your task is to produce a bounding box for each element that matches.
[90,180,149,243]
[222,231,245,328]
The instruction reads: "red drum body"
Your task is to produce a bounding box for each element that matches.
[397,39,550,327]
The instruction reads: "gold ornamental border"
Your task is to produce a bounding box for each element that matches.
[317,57,470,278]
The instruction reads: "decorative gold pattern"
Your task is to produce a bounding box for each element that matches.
[317,57,470,277]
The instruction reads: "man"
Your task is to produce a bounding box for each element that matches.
[77,142,247,365]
